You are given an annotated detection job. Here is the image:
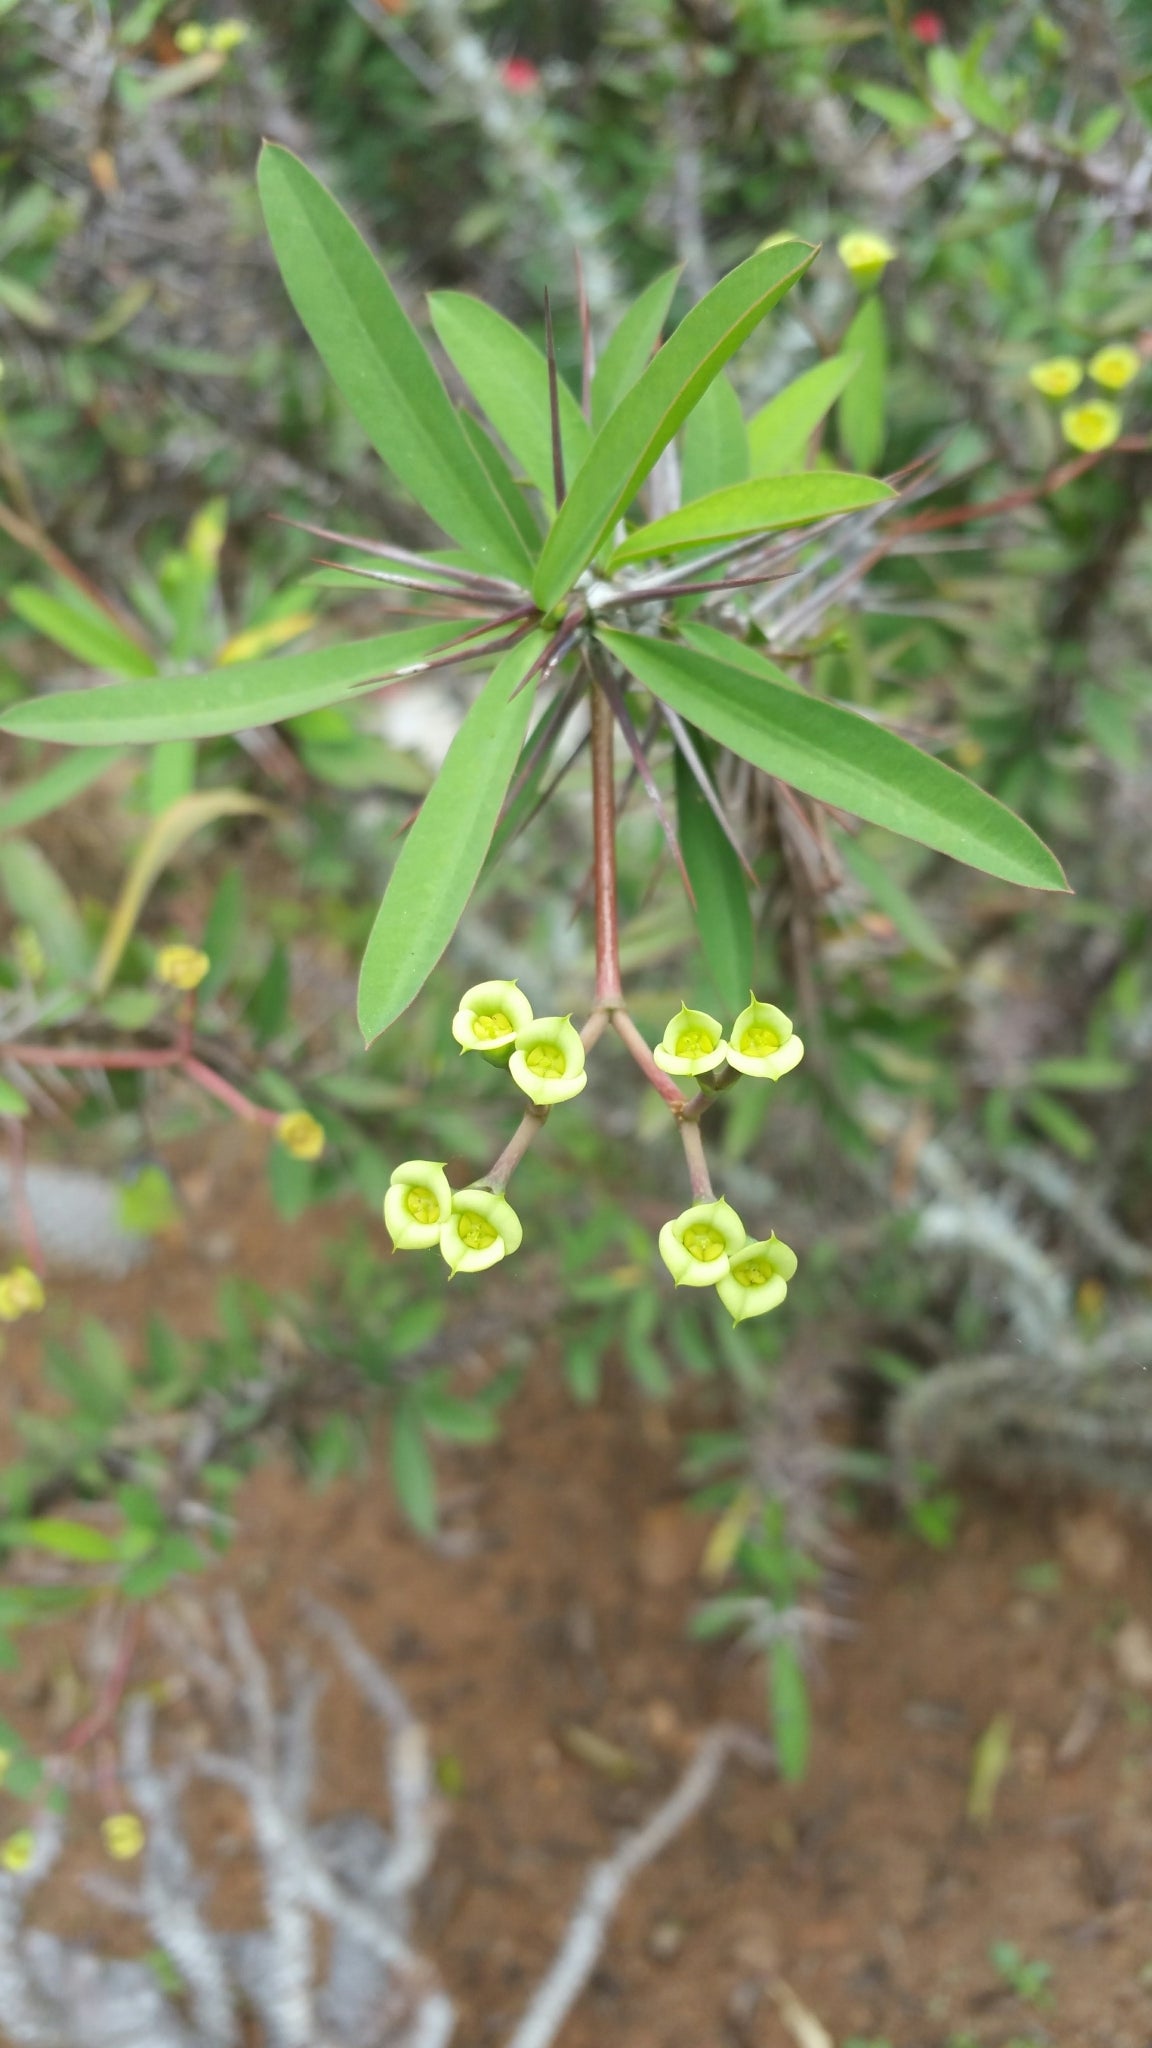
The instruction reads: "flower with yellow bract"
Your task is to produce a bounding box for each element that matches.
[1027,356,1083,399]
[101,1812,145,1861]
[1088,343,1141,391]
[1061,400,1122,453]
[440,1188,523,1276]
[652,1004,728,1079]
[452,979,534,1058]
[0,1830,34,1873]
[276,1111,326,1161]
[0,1266,45,1323]
[156,944,210,992]
[837,231,895,288]
[384,1160,453,1251]
[208,19,249,51]
[174,22,207,52]
[716,1235,798,1323]
[658,1198,745,1288]
[509,1016,587,1106]
[724,998,804,1081]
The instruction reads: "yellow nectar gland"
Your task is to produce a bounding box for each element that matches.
[683,1225,725,1263]
[405,1187,441,1227]
[732,1258,772,1289]
[473,1010,512,1042]
[525,1042,566,1079]
[675,1028,716,1061]
[740,1025,781,1057]
[458,1212,498,1252]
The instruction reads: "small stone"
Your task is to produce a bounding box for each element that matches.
[647,1917,686,1962]
[1059,1509,1129,1587]
[1113,1618,1152,1690]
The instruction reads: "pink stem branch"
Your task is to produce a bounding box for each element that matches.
[679,1119,714,1202]
[590,674,622,1006]
[610,1010,687,1112]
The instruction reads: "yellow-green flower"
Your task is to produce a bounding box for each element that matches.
[452,979,534,1057]
[1088,343,1141,391]
[1061,400,1122,453]
[0,1266,45,1323]
[208,18,248,51]
[725,998,804,1081]
[652,1005,728,1079]
[0,1830,34,1873]
[837,230,895,288]
[156,944,210,991]
[101,1812,145,1861]
[440,1188,523,1276]
[658,1198,745,1288]
[384,1160,453,1252]
[716,1235,798,1323]
[173,22,208,52]
[509,1016,587,1106]
[277,1111,326,1161]
[1027,356,1083,399]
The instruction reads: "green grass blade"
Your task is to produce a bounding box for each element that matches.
[7,586,156,679]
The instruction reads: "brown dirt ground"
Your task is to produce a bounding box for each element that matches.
[3,1135,1152,2048]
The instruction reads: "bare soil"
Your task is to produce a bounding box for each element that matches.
[3,1136,1152,2048]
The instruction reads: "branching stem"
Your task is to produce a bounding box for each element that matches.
[589,672,622,1006]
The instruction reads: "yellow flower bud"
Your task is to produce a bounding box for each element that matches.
[156,944,210,991]
[277,1111,325,1162]
[101,1812,145,1861]
[1027,356,1083,399]
[208,18,248,50]
[0,1830,34,1873]
[1087,343,1141,392]
[0,1266,45,1323]
[1061,400,1122,453]
[173,22,208,52]
[837,230,896,288]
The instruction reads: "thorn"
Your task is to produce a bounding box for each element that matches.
[544,287,566,508]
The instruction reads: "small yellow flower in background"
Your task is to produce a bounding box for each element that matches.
[174,22,208,52]
[1027,356,1083,399]
[208,19,249,51]
[0,1266,45,1323]
[837,230,895,288]
[0,1750,11,1786]
[12,927,45,982]
[440,1188,523,1276]
[452,979,534,1056]
[277,1111,326,1162]
[101,1812,145,1861]
[0,1830,34,1874]
[716,1235,798,1324]
[725,997,804,1081]
[1061,400,1122,453]
[659,1198,746,1288]
[156,944,210,992]
[652,1005,728,1079]
[1088,343,1141,391]
[508,1016,588,1106]
[384,1160,453,1251]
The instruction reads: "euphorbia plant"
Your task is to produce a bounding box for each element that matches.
[0,147,1067,1293]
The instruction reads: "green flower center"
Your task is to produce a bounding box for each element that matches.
[740,1024,781,1057]
[675,1027,716,1060]
[526,1042,566,1079]
[732,1258,772,1289]
[683,1224,725,1263]
[473,1009,512,1042]
[458,1211,498,1252]
[405,1187,441,1226]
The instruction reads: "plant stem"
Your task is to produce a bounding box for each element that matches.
[610,1009,686,1112]
[482,1104,551,1193]
[181,1056,279,1126]
[679,1119,714,1202]
[589,671,622,1006]
[5,1115,44,1275]
[0,1042,181,1070]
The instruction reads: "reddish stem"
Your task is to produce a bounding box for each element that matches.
[1,1043,180,1070]
[610,1009,687,1112]
[5,1115,44,1275]
[55,1609,141,1759]
[590,674,622,1006]
[679,1119,714,1202]
[483,1103,550,1194]
[181,1055,279,1126]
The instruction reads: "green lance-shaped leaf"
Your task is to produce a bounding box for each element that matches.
[0,622,486,746]
[429,291,591,505]
[459,411,543,556]
[608,471,894,568]
[747,352,862,475]
[599,630,1068,892]
[838,296,886,474]
[0,748,129,833]
[590,264,681,430]
[532,240,817,613]
[680,370,748,504]
[674,743,755,1014]
[7,585,157,679]
[257,146,533,586]
[95,788,272,994]
[357,631,546,1045]
[0,837,90,979]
